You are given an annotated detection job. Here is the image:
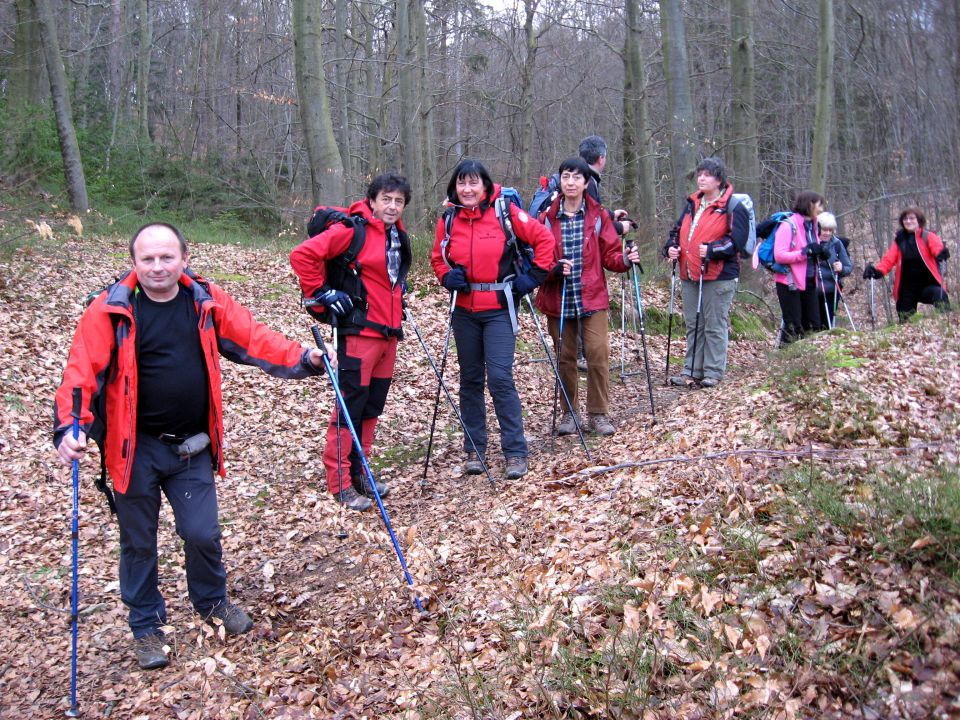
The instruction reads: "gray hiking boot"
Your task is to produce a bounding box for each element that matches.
[556,413,580,436]
[464,452,486,475]
[669,374,698,387]
[699,377,720,388]
[134,632,169,670]
[589,413,616,436]
[333,486,373,512]
[355,475,390,499]
[204,601,253,636]
[505,456,528,479]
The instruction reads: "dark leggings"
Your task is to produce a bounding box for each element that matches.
[777,283,821,345]
[896,283,950,322]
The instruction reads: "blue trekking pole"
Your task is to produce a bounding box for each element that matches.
[66,387,82,718]
[311,326,424,613]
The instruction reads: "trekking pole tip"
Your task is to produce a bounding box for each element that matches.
[65,705,81,718]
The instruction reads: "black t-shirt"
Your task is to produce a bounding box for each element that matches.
[135,287,210,436]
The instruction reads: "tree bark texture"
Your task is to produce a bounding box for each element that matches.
[809,0,834,194]
[729,0,761,201]
[659,0,696,216]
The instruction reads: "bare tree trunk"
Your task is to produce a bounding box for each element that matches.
[729,0,761,202]
[334,0,354,197]
[415,0,437,209]
[623,0,656,222]
[34,0,89,212]
[810,0,835,194]
[397,0,424,227]
[292,0,345,205]
[659,0,696,216]
[9,0,47,108]
[517,0,540,189]
[137,0,152,145]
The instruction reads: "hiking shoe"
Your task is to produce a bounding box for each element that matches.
[205,601,253,636]
[333,486,373,512]
[505,456,528,479]
[355,475,390,499]
[589,413,615,436]
[577,357,588,372]
[556,413,580,436]
[699,377,720,388]
[669,375,698,388]
[465,452,485,475]
[134,633,169,670]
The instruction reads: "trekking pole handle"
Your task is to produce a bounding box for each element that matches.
[71,387,82,424]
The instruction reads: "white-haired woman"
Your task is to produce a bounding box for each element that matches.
[815,212,853,329]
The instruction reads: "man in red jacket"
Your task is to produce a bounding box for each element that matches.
[290,173,412,512]
[54,222,329,670]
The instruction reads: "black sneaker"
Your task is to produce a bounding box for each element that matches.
[354,475,390,499]
[333,486,373,511]
[204,601,253,636]
[134,632,169,670]
[464,452,485,475]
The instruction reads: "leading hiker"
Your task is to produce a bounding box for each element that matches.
[290,172,412,512]
[53,222,330,670]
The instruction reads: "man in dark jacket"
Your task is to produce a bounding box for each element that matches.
[578,135,636,236]
[290,173,412,512]
[54,222,329,670]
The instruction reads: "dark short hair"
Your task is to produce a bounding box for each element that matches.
[367,171,411,204]
[792,190,825,217]
[578,136,607,165]
[696,156,727,186]
[129,222,188,257]
[898,207,926,229]
[445,159,494,205]
[558,156,592,178]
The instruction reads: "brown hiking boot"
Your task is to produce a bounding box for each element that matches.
[134,632,169,670]
[204,601,253,636]
[556,413,580,436]
[333,486,373,512]
[588,413,615,436]
[464,452,485,475]
[505,456,528,479]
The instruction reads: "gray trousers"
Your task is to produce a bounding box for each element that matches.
[679,278,737,381]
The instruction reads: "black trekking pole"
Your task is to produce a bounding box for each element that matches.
[522,294,591,460]
[330,317,347,540]
[549,278,567,446]
[311,326,424,613]
[404,304,495,488]
[66,387,81,719]
[422,291,457,486]
[626,245,656,422]
[688,264,705,382]
[816,258,833,330]
[831,268,858,331]
[664,259,677,385]
[869,276,877,329]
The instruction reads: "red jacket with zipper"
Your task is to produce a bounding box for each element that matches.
[431,184,554,313]
[876,229,946,300]
[53,270,318,494]
[676,184,739,282]
[290,199,410,338]
[533,194,628,317]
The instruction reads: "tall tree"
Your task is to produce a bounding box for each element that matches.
[292,0,345,205]
[729,0,761,202]
[809,0,834,194]
[623,0,656,222]
[136,0,152,145]
[659,0,696,215]
[34,0,89,211]
[396,0,425,226]
[333,0,354,197]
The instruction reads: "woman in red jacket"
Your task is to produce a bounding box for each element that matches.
[431,159,554,480]
[863,207,950,321]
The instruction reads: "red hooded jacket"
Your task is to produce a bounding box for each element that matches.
[290,199,410,338]
[533,194,628,317]
[676,184,739,282]
[431,184,554,313]
[53,270,318,494]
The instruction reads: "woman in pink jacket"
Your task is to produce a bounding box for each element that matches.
[773,190,827,345]
[863,207,950,321]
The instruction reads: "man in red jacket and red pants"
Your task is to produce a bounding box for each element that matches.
[54,222,329,670]
[291,172,412,513]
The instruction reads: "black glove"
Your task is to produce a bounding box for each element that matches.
[551,261,566,278]
[662,229,680,257]
[936,248,950,263]
[442,267,469,292]
[805,243,826,259]
[511,272,539,297]
[315,288,353,316]
[863,264,883,280]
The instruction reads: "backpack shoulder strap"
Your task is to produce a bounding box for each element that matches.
[440,207,456,268]
[495,197,518,252]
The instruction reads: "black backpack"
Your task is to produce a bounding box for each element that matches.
[303,206,367,324]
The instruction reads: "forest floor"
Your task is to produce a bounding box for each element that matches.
[0,230,958,720]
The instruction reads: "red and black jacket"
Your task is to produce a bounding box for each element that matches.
[876,229,947,300]
[430,184,554,313]
[53,270,319,494]
[290,199,411,338]
[672,184,745,282]
[533,194,628,317]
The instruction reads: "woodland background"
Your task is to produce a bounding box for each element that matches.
[1,0,958,246]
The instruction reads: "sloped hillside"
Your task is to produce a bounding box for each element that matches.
[0,234,956,719]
